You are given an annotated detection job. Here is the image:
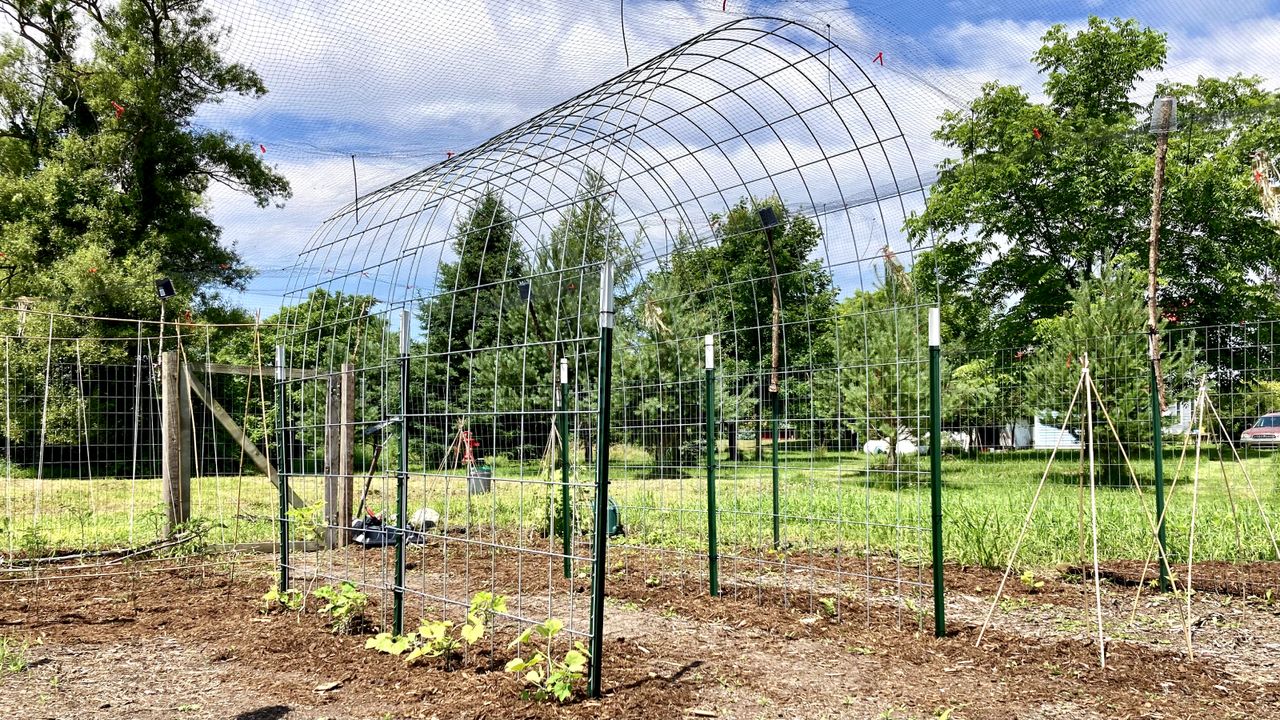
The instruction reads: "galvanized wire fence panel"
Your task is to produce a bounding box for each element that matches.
[944,321,1280,571]
[0,308,288,566]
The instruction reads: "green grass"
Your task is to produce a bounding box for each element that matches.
[2,444,1277,569]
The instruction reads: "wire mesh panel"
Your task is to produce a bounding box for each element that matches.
[946,321,1280,570]
[0,308,287,564]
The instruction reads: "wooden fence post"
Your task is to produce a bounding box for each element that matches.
[325,365,356,547]
[161,350,192,535]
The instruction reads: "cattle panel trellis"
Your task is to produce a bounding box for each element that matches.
[279,16,943,695]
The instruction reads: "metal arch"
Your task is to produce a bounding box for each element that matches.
[284,15,932,351]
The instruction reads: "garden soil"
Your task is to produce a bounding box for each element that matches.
[0,552,1276,719]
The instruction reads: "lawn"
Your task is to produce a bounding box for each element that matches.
[2,444,1276,570]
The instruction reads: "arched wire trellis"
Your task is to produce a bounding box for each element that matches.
[280,16,936,691]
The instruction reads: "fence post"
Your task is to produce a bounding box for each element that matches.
[928,308,946,638]
[706,334,719,596]
[1149,359,1170,591]
[160,350,191,535]
[324,373,343,548]
[322,364,356,548]
[275,345,289,592]
[341,364,355,541]
[394,310,410,635]
[560,357,572,579]
[588,261,615,699]
[771,390,781,551]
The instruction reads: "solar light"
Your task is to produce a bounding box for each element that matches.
[154,278,176,301]
[757,206,780,232]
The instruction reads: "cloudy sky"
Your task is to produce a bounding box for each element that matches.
[196,0,1280,314]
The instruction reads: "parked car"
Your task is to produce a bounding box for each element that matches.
[1240,412,1280,448]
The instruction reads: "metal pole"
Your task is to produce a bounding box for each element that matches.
[1150,360,1170,591]
[771,389,781,550]
[928,308,946,637]
[560,357,572,579]
[394,309,410,635]
[705,334,719,596]
[275,344,289,592]
[588,261,614,699]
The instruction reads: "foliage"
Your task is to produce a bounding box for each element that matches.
[942,358,1005,452]
[0,635,28,673]
[261,584,303,613]
[312,581,367,634]
[908,16,1280,351]
[505,618,589,703]
[365,592,508,668]
[1023,268,1190,484]
[615,269,712,475]
[832,251,926,465]
[286,502,325,543]
[0,0,290,318]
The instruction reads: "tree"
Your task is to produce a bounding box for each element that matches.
[942,358,1002,453]
[0,0,290,320]
[1023,268,1189,485]
[907,16,1280,351]
[834,250,926,467]
[670,197,836,457]
[615,269,711,477]
[421,190,524,354]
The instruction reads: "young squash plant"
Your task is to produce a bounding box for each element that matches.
[366,592,508,669]
[313,581,368,634]
[261,584,304,613]
[505,618,589,703]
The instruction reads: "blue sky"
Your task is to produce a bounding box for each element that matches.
[198,0,1280,315]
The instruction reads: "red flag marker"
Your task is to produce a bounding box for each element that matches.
[111,101,125,119]
[872,52,884,65]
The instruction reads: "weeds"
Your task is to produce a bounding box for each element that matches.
[0,636,29,673]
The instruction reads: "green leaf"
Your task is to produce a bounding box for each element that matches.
[460,620,484,645]
[562,650,586,674]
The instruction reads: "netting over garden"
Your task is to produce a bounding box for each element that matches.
[276,16,938,662]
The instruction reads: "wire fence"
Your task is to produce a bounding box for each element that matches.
[946,321,1280,572]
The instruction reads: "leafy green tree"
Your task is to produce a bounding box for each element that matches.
[421,190,524,354]
[670,197,835,456]
[942,358,1002,453]
[908,16,1280,351]
[0,0,290,319]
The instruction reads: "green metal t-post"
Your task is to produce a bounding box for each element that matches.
[588,261,615,700]
[393,309,410,635]
[1150,358,1170,591]
[560,357,572,579]
[771,390,781,551]
[928,308,946,638]
[705,334,719,596]
[275,345,289,593]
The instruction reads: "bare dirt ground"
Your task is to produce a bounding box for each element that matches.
[0,551,1276,720]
